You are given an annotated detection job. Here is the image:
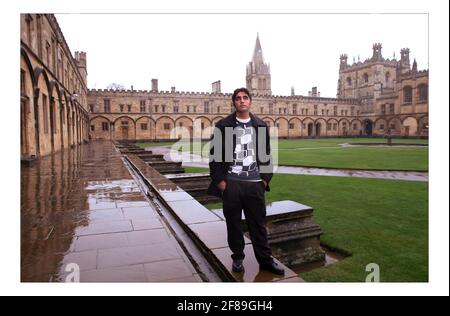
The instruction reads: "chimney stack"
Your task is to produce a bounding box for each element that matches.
[151,79,158,92]
[212,80,221,94]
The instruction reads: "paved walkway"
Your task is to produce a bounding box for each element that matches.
[21,141,201,282]
[150,147,428,182]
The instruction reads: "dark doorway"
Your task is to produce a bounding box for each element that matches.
[308,123,314,137]
[364,120,373,136]
[315,123,321,137]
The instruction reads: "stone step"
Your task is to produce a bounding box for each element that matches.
[212,200,325,266]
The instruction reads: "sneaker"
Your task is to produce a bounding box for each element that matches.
[232,259,244,273]
[259,262,285,275]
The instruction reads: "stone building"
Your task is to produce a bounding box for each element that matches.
[337,44,428,137]
[20,14,90,161]
[21,14,428,160]
[87,37,428,142]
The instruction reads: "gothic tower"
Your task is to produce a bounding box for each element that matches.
[246,34,272,96]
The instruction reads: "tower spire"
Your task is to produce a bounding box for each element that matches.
[246,34,271,96]
[252,32,264,64]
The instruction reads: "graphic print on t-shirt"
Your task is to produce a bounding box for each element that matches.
[228,119,261,181]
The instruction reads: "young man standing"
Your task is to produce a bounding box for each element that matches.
[207,87,284,275]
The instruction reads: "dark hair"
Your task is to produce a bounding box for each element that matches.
[232,87,252,103]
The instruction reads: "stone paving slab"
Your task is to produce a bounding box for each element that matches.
[21,141,200,282]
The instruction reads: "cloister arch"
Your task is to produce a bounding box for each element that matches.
[315,118,327,137]
[288,117,302,137]
[156,116,176,139]
[275,117,289,137]
[135,116,156,140]
[20,51,36,158]
[402,116,418,136]
[113,115,136,140]
[90,115,113,140]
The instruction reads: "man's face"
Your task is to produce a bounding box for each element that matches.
[234,91,251,113]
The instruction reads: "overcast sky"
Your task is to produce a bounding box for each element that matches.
[55,13,428,97]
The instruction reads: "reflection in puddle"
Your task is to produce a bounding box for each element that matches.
[21,141,150,281]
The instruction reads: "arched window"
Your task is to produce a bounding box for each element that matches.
[363,73,369,83]
[385,72,390,84]
[418,84,428,101]
[346,77,352,87]
[403,86,413,103]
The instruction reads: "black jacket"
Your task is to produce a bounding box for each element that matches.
[207,112,273,198]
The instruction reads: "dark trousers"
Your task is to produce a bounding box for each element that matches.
[222,180,273,266]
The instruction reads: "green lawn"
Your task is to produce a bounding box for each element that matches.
[136,141,178,148]
[275,138,428,149]
[136,138,429,171]
[206,174,428,282]
[277,146,428,171]
[183,166,209,173]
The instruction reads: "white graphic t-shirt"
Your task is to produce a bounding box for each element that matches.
[227,117,262,182]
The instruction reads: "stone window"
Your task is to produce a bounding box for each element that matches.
[179,122,183,127]
[363,73,369,83]
[122,121,128,125]
[45,41,51,67]
[353,123,358,130]
[164,123,171,130]
[389,104,395,114]
[346,77,352,87]
[333,123,337,131]
[327,123,332,130]
[127,104,132,112]
[90,125,95,131]
[26,15,32,46]
[289,123,294,129]
[204,101,210,113]
[292,104,297,115]
[102,122,109,131]
[418,84,428,101]
[403,86,413,103]
[43,94,48,134]
[89,104,94,113]
[21,70,26,96]
[141,123,148,130]
[119,104,124,112]
[140,100,146,113]
[104,99,110,113]
[380,124,385,130]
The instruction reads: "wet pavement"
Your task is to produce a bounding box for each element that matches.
[126,154,302,282]
[21,141,201,282]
